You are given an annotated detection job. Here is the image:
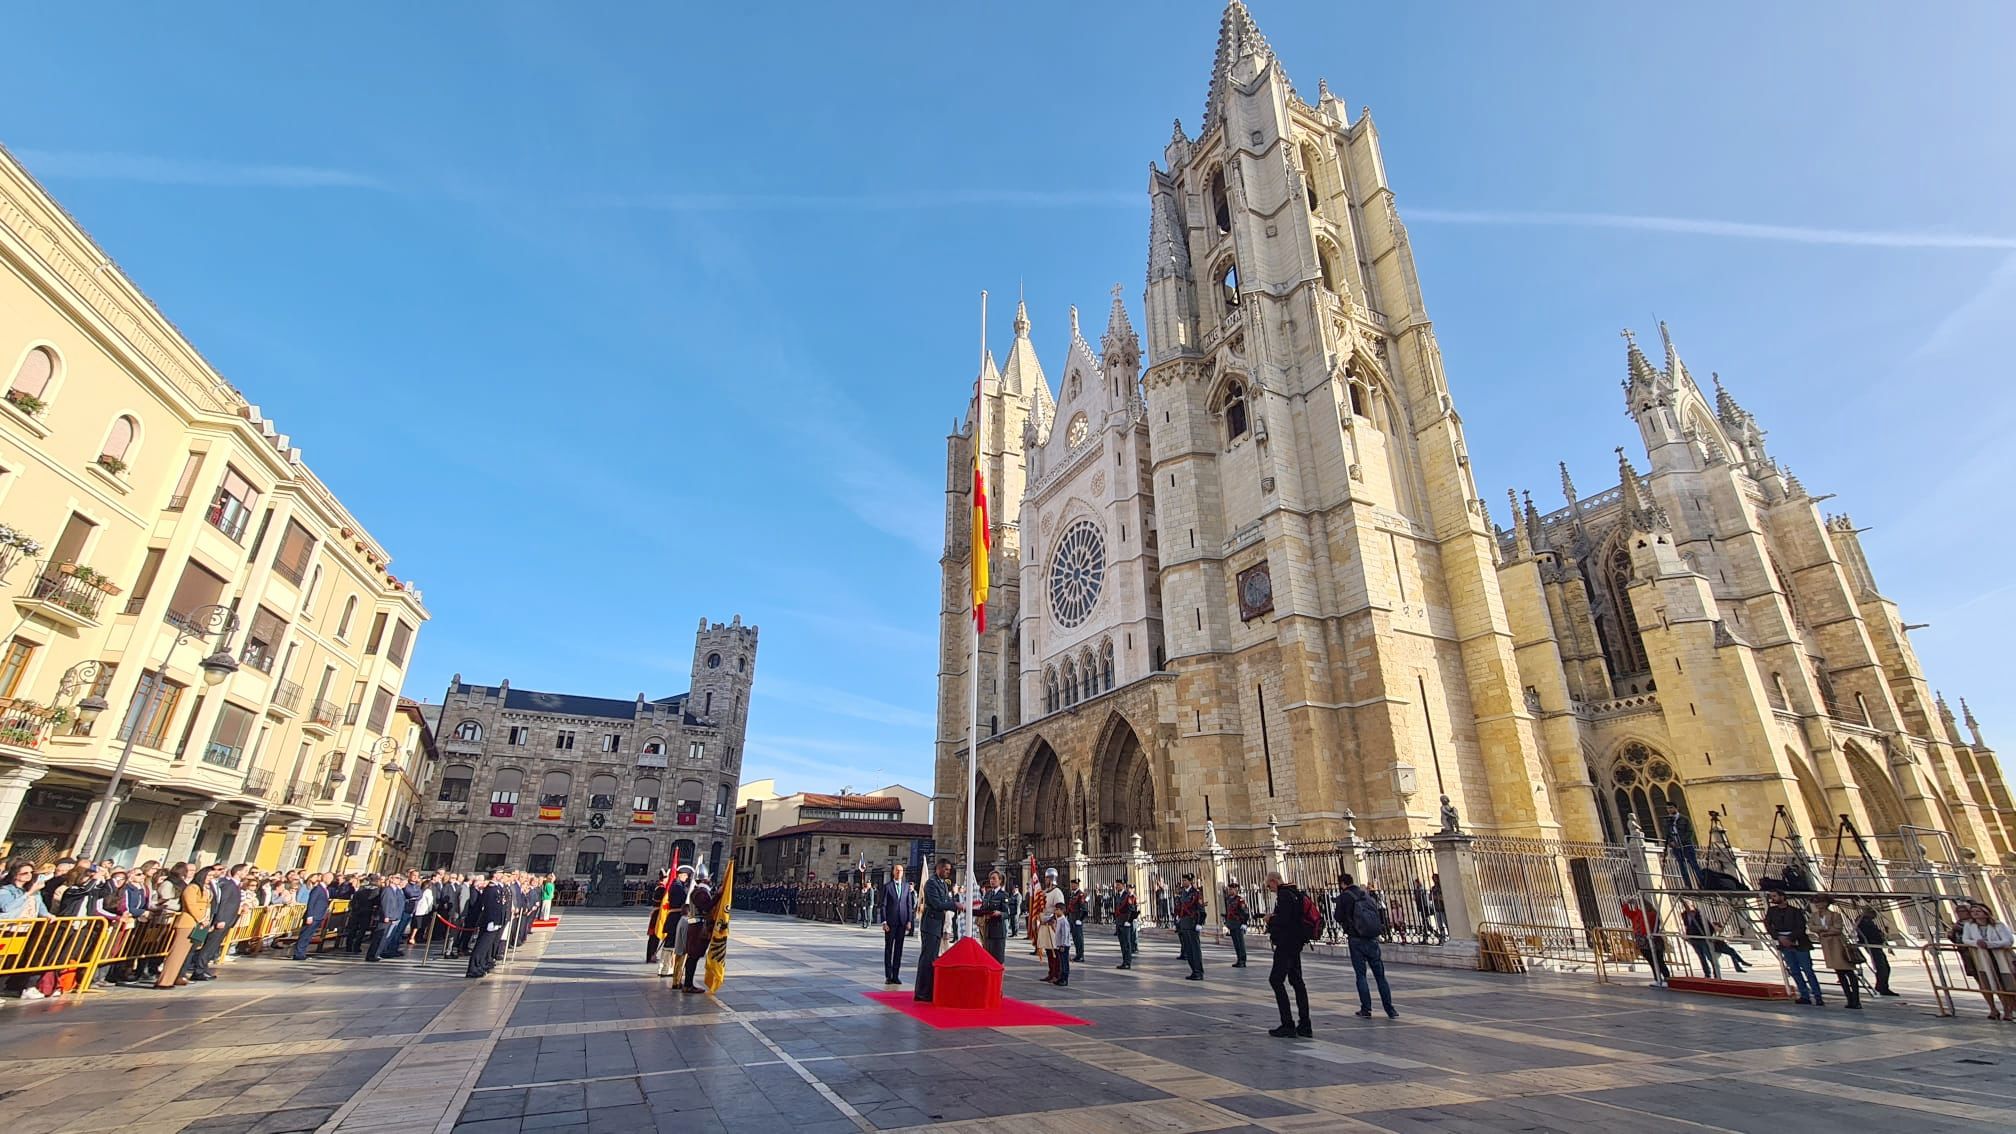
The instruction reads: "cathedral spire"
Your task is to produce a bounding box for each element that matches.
[1523,490,1546,550]
[1559,461,1579,509]
[1506,489,1531,559]
[1101,284,1140,373]
[1203,1,1290,133]
[1962,699,1987,748]
[1713,372,1746,424]
[999,299,1053,438]
[1617,446,1664,531]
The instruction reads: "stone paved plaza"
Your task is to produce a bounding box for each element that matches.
[0,909,2012,1133]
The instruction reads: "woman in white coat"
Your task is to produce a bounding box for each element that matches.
[1957,901,2015,1021]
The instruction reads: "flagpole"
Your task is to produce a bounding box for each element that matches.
[965,289,986,941]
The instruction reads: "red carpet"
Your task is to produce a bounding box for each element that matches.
[1666,976,1791,1000]
[863,990,1090,1029]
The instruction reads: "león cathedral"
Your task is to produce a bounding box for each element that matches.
[933,2,2013,870]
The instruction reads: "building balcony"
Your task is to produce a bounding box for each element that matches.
[271,679,303,718]
[637,749,669,768]
[201,740,244,771]
[14,561,111,630]
[304,699,340,736]
[282,780,314,808]
[0,698,57,752]
[244,767,276,799]
[205,498,252,543]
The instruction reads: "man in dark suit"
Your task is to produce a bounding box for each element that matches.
[293,873,332,960]
[367,873,408,962]
[915,859,960,1003]
[880,864,915,986]
[466,872,514,978]
[192,863,248,980]
[345,875,380,953]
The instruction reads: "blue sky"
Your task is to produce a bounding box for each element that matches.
[5,2,2013,796]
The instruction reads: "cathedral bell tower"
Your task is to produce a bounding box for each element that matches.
[1141,1,1571,839]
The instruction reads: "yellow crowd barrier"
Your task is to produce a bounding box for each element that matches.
[0,916,115,994]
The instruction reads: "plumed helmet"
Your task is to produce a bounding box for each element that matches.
[1043,867,1059,879]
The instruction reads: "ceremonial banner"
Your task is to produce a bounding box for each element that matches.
[971,455,990,632]
[703,861,736,994]
[649,847,682,942]
[538,805,564,821]
[632,810,655,825]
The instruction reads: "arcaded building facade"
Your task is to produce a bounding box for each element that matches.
[934,2,2011,867]
[420,618,756,880]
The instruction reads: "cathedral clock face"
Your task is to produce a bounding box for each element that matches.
[1067,413,1089,449]
[1049,520,1106,629]
[1237,561,1274,621]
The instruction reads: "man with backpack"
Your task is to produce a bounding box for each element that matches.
[1262,870,1315,1037]
[1336,873,1398,1019]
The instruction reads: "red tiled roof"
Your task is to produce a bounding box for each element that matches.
[798,793,901,810]
[758,819,933,842]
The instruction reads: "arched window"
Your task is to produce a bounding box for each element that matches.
[527,833,560,873]
[1100,640,1115,691]
[303,565,323,612]
[438,763,474,803]
[709,840,725,878]
[1300,143,1322,212]
[676,780,704,820]
[715,784,730,817]
[490,768,523,817]
[641,737,665,757]
[474,832,510,871]
[1045,668,1059,714]
[1062,659,1079,706]
[1607,742,1691,840]
[633,777,661,814]
[623,837,655,876]
[1209,168,1231,234]
[672,838,696,867]
[422,830,457,871]
[337,595,358,639]
[1318,239,1348,296]
[1217,380,1249,442]
[574,835,606,875]
[1081,651,1097,701]
[1348,378,1369,419]
[539,770,571,812]
[6,346,56,409]
[1217,260,1240,313]
[454,720,482,742]
[1589,542,1650,681]
[100,415,138,468]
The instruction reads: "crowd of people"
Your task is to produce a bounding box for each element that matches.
[0,855,556,998]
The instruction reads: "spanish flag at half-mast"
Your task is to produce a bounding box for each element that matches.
[972,454,991,633]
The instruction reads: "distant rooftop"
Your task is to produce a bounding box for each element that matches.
[449,681,706,726]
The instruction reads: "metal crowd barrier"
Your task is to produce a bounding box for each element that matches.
[0,916,115,993]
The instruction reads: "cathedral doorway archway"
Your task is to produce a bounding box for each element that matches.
[1093,715,1157,854]
[1786,748,1834,837]
[1017,740,1072,864]
[1843,742,1908,838]
[974,773,1000,859]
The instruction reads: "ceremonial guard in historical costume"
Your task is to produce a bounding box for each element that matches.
[657,865,693,978]
[680,870,716,993]
[1038,868,1069,986]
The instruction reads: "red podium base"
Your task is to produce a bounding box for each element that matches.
[1665,976,1790,1000]
[931,936,1004,1010]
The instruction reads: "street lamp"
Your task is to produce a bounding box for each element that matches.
[344,736,401,870]
[53,660,112,735]
[81,604,240,861]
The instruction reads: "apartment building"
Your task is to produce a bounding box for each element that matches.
[733,782,932,884]
[0,145,430,872]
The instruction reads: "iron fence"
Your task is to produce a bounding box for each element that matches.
[1361,836,1446,945]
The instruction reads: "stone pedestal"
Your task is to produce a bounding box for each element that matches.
[166,804,215,863]
[1426,831,1481,950]
[0,766,47,848]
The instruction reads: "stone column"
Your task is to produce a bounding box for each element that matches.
[1071,836,1091,892]
[1267,816,1289,880]
[77,789,130,860]
[228,811,270,865]
[277,819,312,871]
[1206,821,1230,939]
[1426,831,1481,949]
[0,766,47,845]
[165,804,215,863]
[1127,832,1150,900]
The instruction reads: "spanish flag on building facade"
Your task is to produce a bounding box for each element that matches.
[703,861,736,994]
[972,454,990,633]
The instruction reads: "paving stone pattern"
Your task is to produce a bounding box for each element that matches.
[0,910,2011,1133]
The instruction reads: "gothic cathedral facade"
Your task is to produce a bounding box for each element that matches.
[934,2,2012,868]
